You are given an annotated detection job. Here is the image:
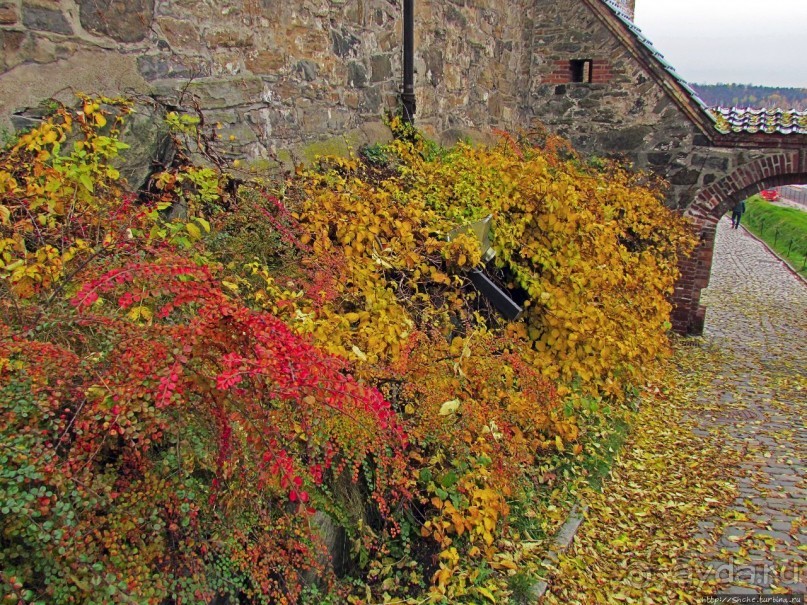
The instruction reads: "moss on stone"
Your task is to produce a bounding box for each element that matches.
[299,133,362,165]
[245,158,280,173]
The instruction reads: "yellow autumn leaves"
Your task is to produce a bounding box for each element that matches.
[285,132,695,404]
[250,129,695,600]
[542,345,744,604]
[1,98,702,603]
[0,97,131,300]
[390,132,696,400]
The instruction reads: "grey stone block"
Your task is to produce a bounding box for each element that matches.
[22,3,72,35]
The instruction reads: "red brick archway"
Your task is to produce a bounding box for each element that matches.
[671,150,807,335]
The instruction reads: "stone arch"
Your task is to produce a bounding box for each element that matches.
[671,150,807,335]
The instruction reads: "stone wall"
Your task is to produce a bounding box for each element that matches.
[0,0,794,188]
[1,0,802,335]
[414,0,533,142]
[524,0,721,210]
[0,0,537,165]
[0,0,400,163]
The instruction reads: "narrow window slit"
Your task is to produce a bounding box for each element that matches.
[570,59,592,83]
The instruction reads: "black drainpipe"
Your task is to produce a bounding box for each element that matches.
[401,0,416,123]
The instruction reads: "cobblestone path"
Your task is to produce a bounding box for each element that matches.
[694,217,806,595]
[539,216,804,604]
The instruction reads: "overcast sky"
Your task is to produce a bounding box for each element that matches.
[633,0,807,88]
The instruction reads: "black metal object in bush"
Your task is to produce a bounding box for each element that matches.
[468,269,523,321]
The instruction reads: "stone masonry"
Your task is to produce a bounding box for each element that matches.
[0,0,536,163]
[1,0,805,333]
[0,0,798,191]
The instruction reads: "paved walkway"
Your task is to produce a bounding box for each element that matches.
[695,217,806,595]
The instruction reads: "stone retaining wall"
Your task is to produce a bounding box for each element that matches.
[0,0,796,189]
[0,0,768,197]
[0,0,731,190]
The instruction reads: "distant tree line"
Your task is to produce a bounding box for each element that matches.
[691,83,807,110]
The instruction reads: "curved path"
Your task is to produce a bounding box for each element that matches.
[694,217,806,595]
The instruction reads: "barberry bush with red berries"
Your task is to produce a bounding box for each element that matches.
[0,99,409,604]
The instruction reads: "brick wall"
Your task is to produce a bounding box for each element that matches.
[543,59,614,84]
[591,60,614,83]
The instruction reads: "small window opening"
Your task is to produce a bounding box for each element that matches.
[570,59,592,83]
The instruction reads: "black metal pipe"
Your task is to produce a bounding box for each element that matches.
[401,0,416,123]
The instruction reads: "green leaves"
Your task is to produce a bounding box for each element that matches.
[79,172,94,192]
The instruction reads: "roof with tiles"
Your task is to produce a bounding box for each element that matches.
[711,107,807,135]
[599,0,807,136]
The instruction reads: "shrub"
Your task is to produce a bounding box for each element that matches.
[0,99,695,604]
[0,100,409,604]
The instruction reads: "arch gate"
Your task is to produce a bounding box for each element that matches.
[671,150,807,335]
